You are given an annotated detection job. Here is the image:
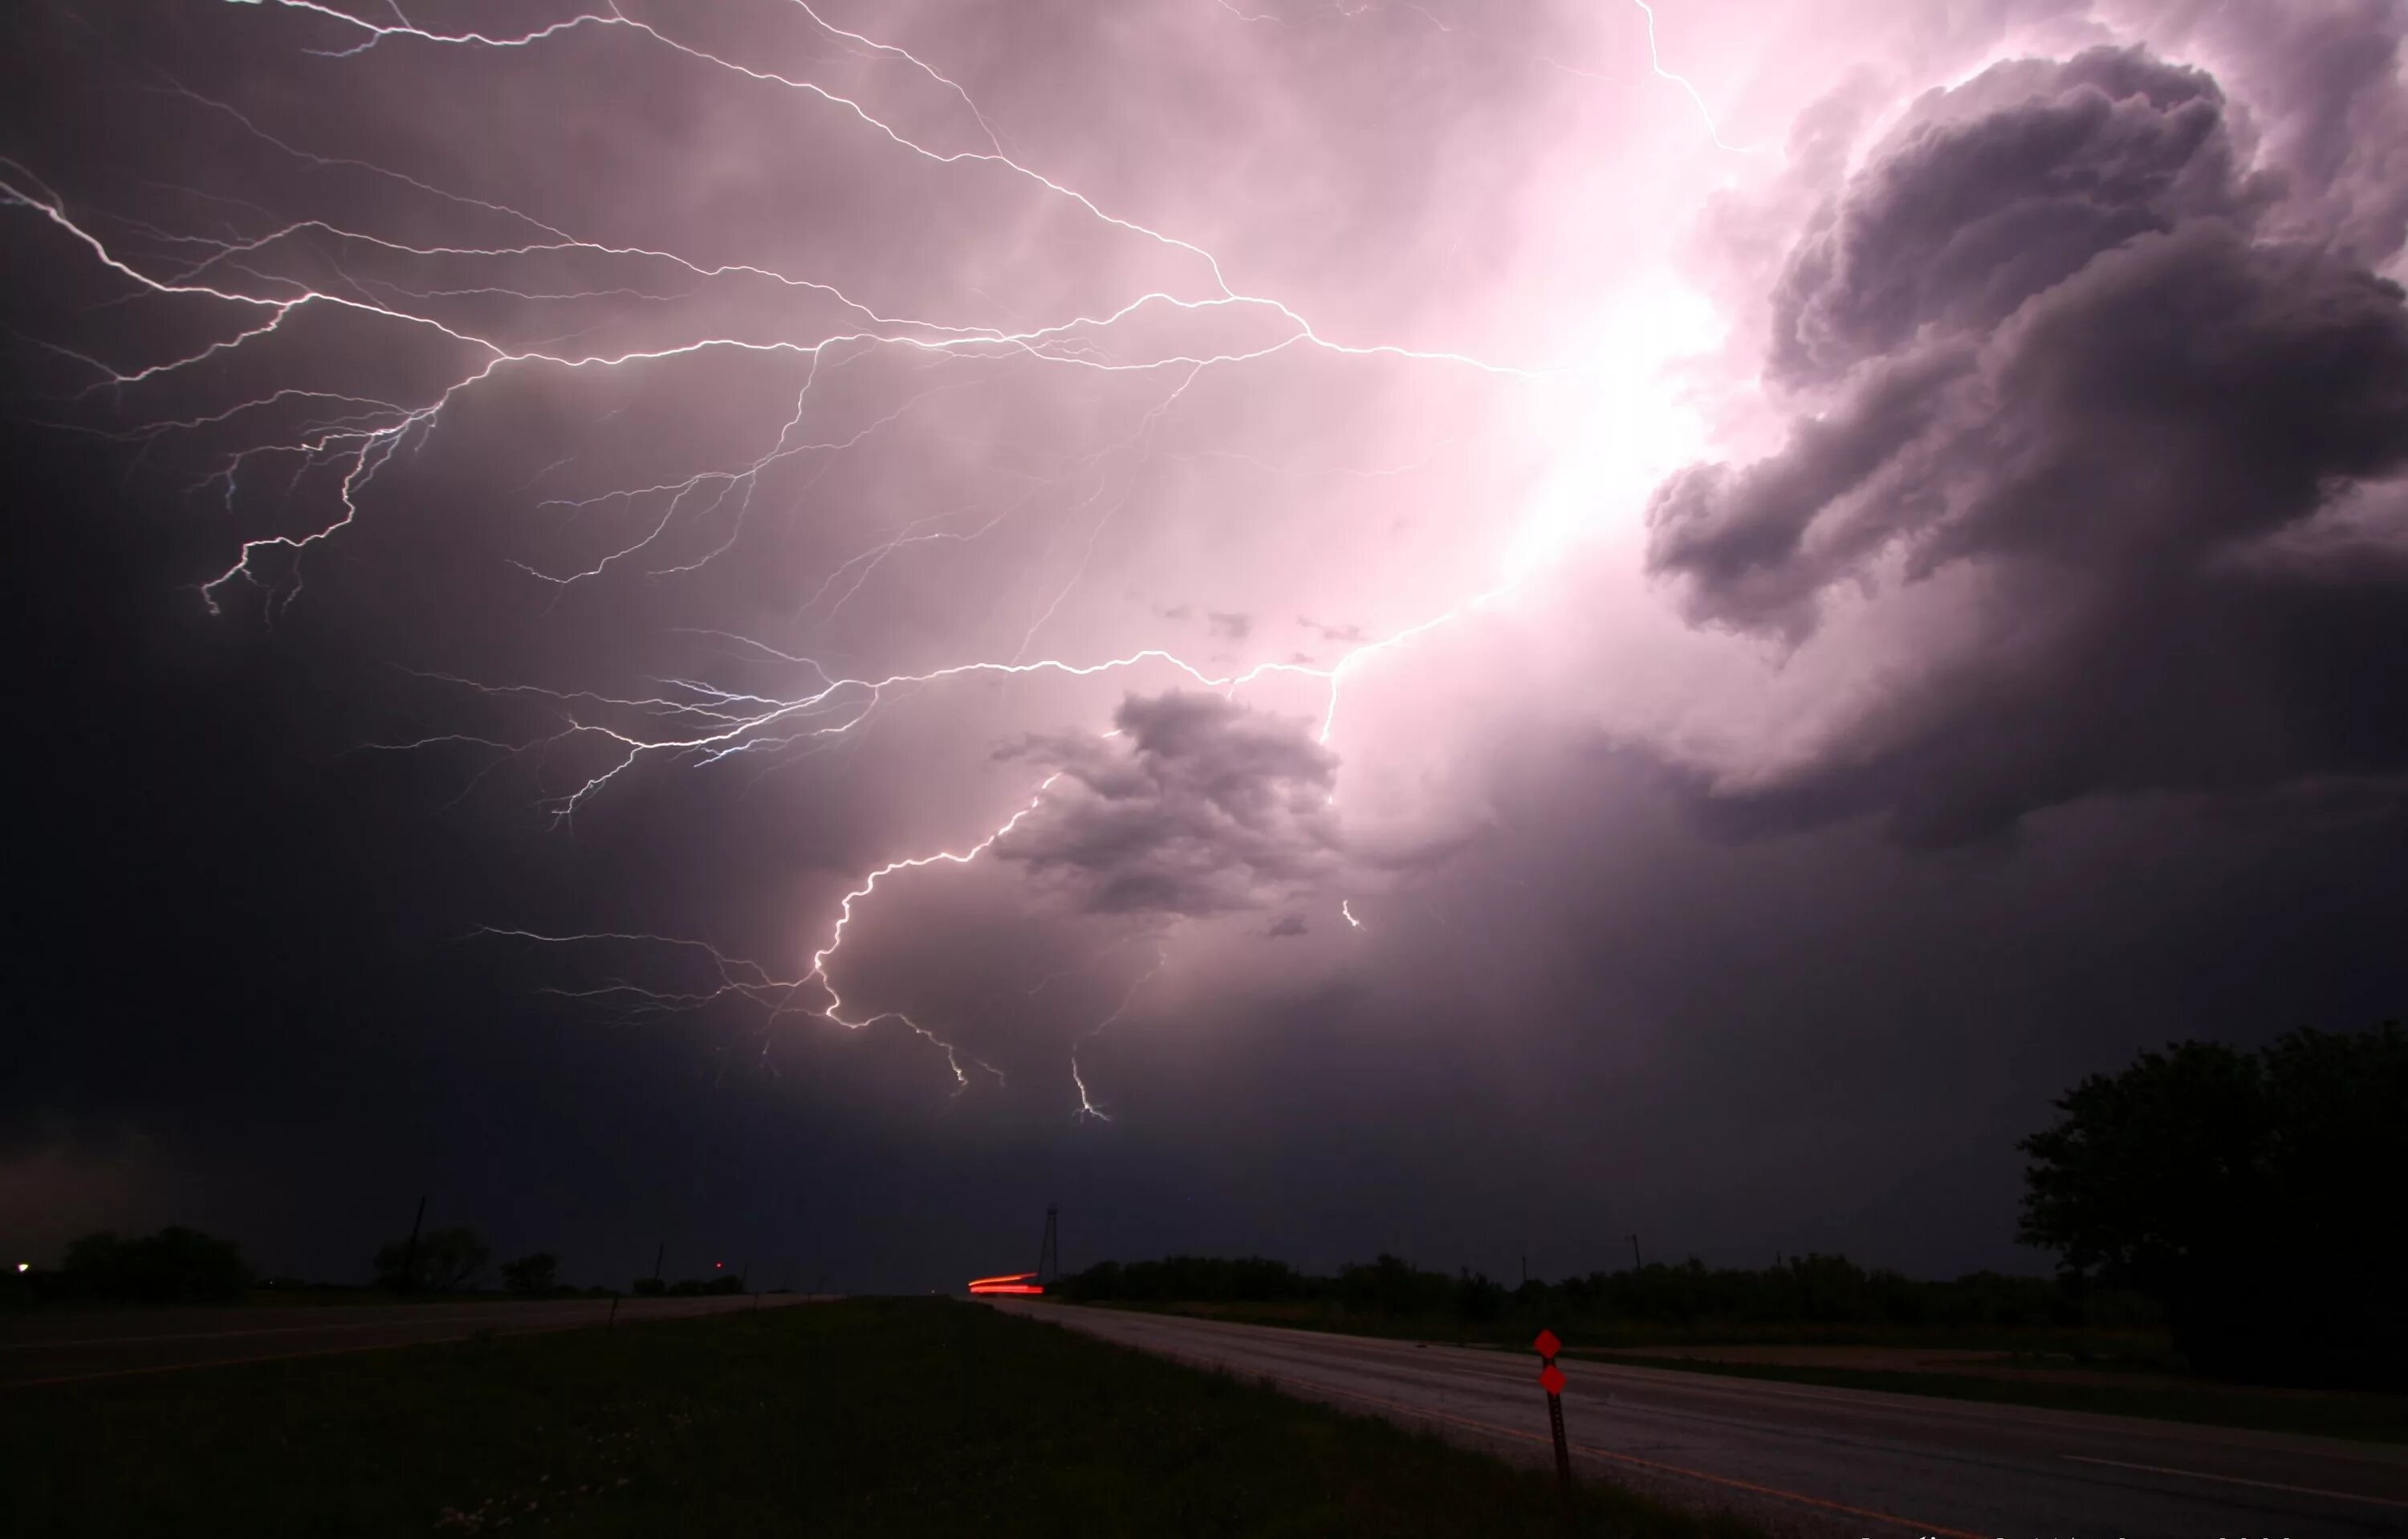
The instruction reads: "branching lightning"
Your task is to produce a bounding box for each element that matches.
[1068,951,1167,1123]
[5,0,1726,1114]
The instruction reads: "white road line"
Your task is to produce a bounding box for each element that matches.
[2062,1453,2408,1508]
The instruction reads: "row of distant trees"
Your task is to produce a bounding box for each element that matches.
[9,1221,758,1304]
[365,1227,745,1296]
[1056,1252,2153,1333]
[15,1225,578,1304]
[1064,1023,2406,1390]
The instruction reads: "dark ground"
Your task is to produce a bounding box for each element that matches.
[0,1297,1756,1538]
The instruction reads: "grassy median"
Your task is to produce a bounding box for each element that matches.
[2,1297,1755,1538]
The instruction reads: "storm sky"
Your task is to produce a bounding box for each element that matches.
[5,0,2406,1292]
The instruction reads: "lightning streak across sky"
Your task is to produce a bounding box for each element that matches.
[2,0,1739,1115]
[1069,952,1167,1124]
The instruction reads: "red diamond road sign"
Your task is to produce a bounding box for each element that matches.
[1533,1329,1560,1358]
[1540,1363,1567,1395]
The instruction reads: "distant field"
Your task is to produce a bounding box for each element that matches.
[1078,1300,2408,1444]
[2,1297,1756,1538]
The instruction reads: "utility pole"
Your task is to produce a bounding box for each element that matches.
[1037,1203,1060,1285]
[398,1195,426,1295]
[1626,1233,1642,1270]
[651,1241,665,1288]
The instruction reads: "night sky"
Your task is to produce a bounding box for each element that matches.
[5,0,2406,1294]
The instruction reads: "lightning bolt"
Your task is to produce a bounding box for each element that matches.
[475,925,1007,1094]
[1069,951,1167,1123]
[5,0,1724,1109]
[1627,0,1763,155]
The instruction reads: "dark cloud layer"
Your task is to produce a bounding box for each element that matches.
[995,692,1341,915]
[1649,41,2408,841]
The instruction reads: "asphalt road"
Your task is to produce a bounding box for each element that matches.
[0,1294,820,1386]
[997,1302,2408,1539]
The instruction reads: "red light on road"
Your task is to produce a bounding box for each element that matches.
[969,1282,1044,1295]
[1540,1363,1566,1394]
[967,1271,1039,1289]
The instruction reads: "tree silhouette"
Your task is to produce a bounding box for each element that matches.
[2020,1022,2408,1387]
[58,1227,250,1303]
[373,1225,491,1293]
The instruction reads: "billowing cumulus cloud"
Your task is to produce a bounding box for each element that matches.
[993,692,1342,916]
[1765,49,2257,388]
[1647,40,2408,841]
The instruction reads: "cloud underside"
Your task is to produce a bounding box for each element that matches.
[995,691,1343,917]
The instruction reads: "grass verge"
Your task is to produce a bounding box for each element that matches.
[1584,1352,2408,1445]
[2,1297,1755,1538]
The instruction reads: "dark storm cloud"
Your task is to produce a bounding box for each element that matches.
[993,691,1342,915]
[1267,914,1308,938]
[1206,610,1252,639]
[1644,347,1973,638]
[1764,48,2256,387]
[1648,40,2408,842]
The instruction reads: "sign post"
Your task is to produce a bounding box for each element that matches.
[1535,1329,1574,1533]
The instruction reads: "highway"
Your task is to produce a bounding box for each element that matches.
[0,1293,818,1386]
[998,1301,2408,1539]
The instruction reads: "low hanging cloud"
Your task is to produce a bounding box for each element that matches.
[1646,34,2408,842]
[993,691,1344,916]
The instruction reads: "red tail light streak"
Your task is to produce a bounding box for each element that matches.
[967,1271,1044,1296]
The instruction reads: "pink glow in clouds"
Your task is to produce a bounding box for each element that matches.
[4,0,2403,1116]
